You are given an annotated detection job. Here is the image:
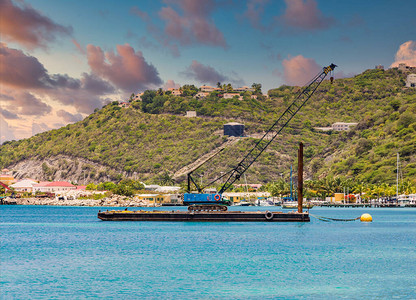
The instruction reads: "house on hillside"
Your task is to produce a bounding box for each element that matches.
[186,111,197,117]
[223,93,242,100]
[135,92,144,101]
[194,91,209,99]
[406,74,416,87]
[33,181,76,194]
[118,102,129,108]
[234,86,255,92]
[200,85,215,92]
[332,122,358,131]
[168,88,181,96]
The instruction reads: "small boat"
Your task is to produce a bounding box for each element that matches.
[281,201,314,209]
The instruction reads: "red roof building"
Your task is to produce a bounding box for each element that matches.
[33,181,76,193]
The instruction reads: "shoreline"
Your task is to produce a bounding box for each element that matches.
[0,196,157,207]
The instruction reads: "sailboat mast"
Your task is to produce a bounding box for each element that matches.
[396,153,399,203]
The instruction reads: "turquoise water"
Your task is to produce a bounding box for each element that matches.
[1,206,415,299]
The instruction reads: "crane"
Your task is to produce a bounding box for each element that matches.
[184,63,337,211]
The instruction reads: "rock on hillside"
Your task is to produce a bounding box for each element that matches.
[9,155,121,184]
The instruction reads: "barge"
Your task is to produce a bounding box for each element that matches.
[97,209,310,222]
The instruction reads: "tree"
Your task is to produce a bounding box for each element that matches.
[157,171,175,185]
[252,83,262,94]
[129,93,135,102]
[141,90,157,112]
[180,85,198,96]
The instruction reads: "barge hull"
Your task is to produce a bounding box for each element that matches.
[98,210,310,222]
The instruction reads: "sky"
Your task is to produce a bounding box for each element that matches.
[1,0,416,143]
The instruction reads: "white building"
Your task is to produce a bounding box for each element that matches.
[234,86,254,92]
[332,122,358,131]
[223,93,242,100]
[194,91,209,99]
[405,74,416,87]
[9,179,39,193]
[186,111,197,117]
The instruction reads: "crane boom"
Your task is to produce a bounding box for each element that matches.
[217,63,336,193]
[184,63,336,208]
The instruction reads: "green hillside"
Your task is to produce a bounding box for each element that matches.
[1,68,415,188]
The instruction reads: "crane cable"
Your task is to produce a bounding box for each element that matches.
[310,214,360,222]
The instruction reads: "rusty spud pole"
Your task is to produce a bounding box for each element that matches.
[298,142,303,213]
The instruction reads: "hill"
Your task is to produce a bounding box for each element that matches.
[1,68,415,188]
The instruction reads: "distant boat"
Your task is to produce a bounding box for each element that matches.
[256,199,274,206]
[281,201,314,209]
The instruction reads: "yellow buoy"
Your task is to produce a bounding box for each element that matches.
[360,213,372,222]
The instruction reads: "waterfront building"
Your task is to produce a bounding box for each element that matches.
[9,179,39,193]
[33,181,76,193]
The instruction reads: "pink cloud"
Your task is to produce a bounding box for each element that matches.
[131,0,227,56]
[282,55,321,86]
[0,43,51,88]
[164,79,181,90]
[87,43,162,92]
[0,0,72,49]
[391,40,416,67]
[159,0,227,48]
[241,0,270,31]
[1,89,52,116]
[0,43,115,116]
[280,0,334,31]
[72,39,86,54]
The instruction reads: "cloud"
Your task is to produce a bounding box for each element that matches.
[164,79,181,90]
[130,7,181,57]
[279,0,334,31]
[56,110,84,123]
[0,43,82,90]
[0,0,72,49]
[391,40,416,67]
[0,43,116,117]
[87,43,162,92]
[131,0,227,56]
[32,122,51,136]
[72,39,86,54]
[0,42,51,88]
[181,60,229,85]
[282,55,321,86]
[241,0,270,31]
[1,89,52,116]
[159,0,227,48]
[0,109,19,120]
[0,116,16,144]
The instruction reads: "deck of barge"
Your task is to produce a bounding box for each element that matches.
[97,210,310,222]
